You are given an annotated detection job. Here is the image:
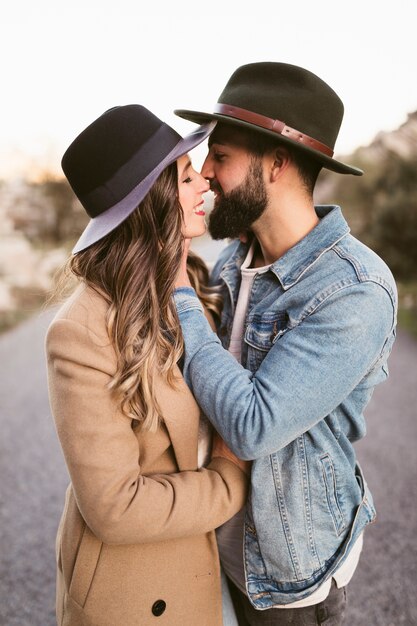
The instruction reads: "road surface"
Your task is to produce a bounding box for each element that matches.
[0,308,416,625]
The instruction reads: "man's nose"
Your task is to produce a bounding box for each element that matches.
[200,156,213,180]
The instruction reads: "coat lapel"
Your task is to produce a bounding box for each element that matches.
[154,367,200,471]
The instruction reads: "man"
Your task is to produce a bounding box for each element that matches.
[174,63,397,625]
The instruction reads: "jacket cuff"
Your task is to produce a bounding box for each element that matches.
[173,287,204,315]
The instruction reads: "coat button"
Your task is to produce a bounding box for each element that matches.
[152,600,166,616]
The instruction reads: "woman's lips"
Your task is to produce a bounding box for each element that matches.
[193,201,206,216]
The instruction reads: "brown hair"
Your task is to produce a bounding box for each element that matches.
[67,163,220,431]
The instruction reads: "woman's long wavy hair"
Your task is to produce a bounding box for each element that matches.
[66,162,221,432]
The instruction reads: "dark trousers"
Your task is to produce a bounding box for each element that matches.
[227,578,347,626]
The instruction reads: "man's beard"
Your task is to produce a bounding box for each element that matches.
[208,158,268,240]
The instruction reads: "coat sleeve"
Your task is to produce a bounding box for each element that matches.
[46,317,247,546]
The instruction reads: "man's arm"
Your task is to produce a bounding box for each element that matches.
[174,282,396,460]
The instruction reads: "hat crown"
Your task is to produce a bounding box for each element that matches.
[62,105,181,216]
[218,62,344,150]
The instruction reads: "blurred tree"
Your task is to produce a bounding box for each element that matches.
[8,172,88,246]
[369,156,417,279]
[315,148,417,280]
[39,177,87,244]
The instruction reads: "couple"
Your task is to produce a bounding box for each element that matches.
[46,62,397,626]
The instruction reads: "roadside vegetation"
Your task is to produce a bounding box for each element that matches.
[1,114,417,337]
[315,119,417,338]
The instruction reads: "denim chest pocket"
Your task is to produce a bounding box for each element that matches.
[245,312,289,369]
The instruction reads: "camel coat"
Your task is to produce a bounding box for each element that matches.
[46,285,247,626]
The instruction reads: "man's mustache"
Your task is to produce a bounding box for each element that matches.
[209,181,223,194]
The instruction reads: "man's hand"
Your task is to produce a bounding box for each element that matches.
[175,238,192,289]
[211,432,251,475]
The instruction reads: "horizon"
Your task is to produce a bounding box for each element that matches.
[2,1,417,181]
[1,108,414,183]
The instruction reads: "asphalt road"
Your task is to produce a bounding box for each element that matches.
[0,308,416,626]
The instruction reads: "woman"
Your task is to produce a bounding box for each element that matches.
[46,104,247,626]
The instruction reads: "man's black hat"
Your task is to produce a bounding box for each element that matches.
[175,62,362,176]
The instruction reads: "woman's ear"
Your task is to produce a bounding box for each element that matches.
[269,146,291,182]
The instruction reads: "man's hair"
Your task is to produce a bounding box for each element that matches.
[221,124,321,194]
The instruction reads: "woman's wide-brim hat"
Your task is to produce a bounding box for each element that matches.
[175,62,362,176]
[62,104,216,254]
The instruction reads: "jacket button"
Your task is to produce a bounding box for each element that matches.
[152,600,166,616]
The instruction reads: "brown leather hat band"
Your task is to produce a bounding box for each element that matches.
[213,103,334,158]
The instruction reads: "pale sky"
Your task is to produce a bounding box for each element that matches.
[1,0,416,178]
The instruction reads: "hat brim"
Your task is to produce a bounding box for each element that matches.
[174,109,363,177]
[72,121,217,254]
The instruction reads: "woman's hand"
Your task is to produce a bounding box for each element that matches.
[175,238,192,289]
[211,432,251,475]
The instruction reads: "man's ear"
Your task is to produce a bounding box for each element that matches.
[269,146,291,182]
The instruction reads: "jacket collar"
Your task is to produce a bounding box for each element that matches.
[143,311,218,472]
[220,206,350,292]
[270,206,349,289]
[155,367,201,471]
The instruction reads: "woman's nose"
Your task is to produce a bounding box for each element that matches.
[199,173,210,193]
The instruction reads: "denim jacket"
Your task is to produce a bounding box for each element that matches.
[174,206,397,607]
